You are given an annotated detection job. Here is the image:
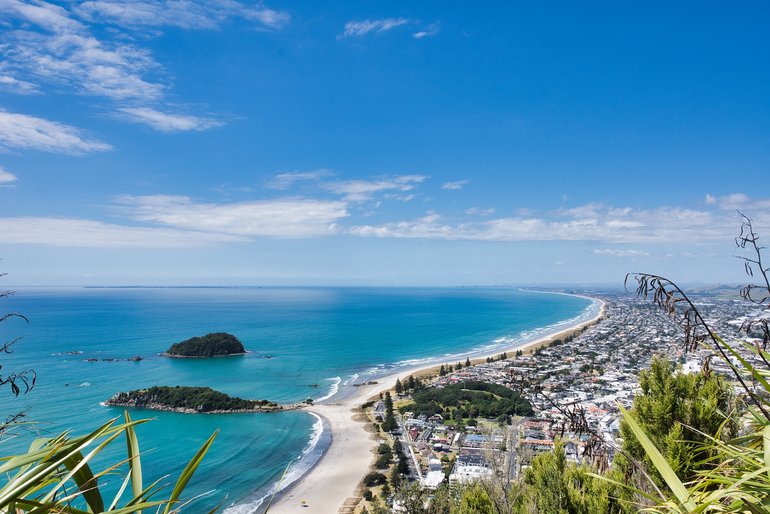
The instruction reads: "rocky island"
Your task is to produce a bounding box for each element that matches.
[105,385,283,413]
[164,332,246,357]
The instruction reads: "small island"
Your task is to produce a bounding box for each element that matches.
[164,332,246,357]
[105,385,283,414]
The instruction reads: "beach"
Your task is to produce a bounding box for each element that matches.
[268,297,606,513]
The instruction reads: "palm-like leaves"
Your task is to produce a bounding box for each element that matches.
[0,412,217,514]
[620,264,770,512]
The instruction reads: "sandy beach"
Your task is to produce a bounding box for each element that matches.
[268,297,606,513]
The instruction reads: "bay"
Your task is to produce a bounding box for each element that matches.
[0,287,593,512]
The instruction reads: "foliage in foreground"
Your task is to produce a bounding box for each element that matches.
[385,442,631,514]
[0,411,217,514]
[616,212,770,512]
[614,356,737,492]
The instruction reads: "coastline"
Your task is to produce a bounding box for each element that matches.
[267,296,606,513]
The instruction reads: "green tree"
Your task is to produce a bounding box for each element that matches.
[615,355,735,486]
[382,392,397,432]
[522,442,629,514]
[395,378,403,395]
[455,483,495,514]
[395,481,430,514]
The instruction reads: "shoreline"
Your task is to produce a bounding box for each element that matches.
[267,296,606,513]
[159,351,249,358]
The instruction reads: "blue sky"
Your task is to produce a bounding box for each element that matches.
[1,0,769,286]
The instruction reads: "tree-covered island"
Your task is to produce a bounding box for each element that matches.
[164,332,246,357]
[105,386,283,413]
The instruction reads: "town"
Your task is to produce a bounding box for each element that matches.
[364,288,762,510]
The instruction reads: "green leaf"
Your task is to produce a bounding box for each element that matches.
[162,430,218,514]
[764,425,770,482]
[61,450,105,513]
[124,410,144,510]
[620,404,696,512]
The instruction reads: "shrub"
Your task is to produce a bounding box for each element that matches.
[363,472,387,487]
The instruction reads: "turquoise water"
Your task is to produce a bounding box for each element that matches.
[0,287,594,512]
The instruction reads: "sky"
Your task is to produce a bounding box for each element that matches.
[1,0,769,286]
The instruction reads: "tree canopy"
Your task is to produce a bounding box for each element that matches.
[165,332,246,357]
[615,355,736,486]
[404,380,533,419]
[107,385,279,413]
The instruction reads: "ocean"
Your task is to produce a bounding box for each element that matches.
[0,287,595,512]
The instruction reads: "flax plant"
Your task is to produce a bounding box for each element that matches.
[617,212,770,513]
[0,411,217,514]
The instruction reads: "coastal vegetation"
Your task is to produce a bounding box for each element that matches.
[614,355,736,489]
[106,385,281,413]
[165,332,246,357]
[0,411,216,514]
[381,391,398,432]
[399,380,534,421]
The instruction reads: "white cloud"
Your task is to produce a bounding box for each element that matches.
[413,22,440,39]
[348,202,766,243]
[324,175,425,202]
[0,166,18,184]
[1,1,164,101]
[75,0,290,31]
[117,107,223,132]
[244,6,290,29]
[115,195,349,237]
[710,192,770,212]
[0,110,112,154]
[705,193,716,205]
[0,0,285,136]
[465,207,495,216]
[0,0,82,32]
[338,18,410,39]
[442,180,468,190]
[267,170,333,189]
[0,73,39,94]
[0,216,244,247]
[592,249,649,257]
[350,212,453,238]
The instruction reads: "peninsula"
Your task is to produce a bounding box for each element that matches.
[164,332,246,357]
[105,386,282,414]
